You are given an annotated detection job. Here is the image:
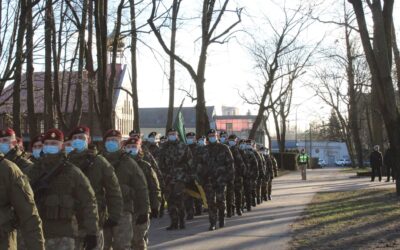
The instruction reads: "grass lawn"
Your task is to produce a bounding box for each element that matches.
[290,188,400,250]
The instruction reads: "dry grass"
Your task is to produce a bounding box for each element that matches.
[290,188,400,250]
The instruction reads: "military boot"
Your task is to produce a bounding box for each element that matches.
[257,197,261,204]
[159,201,165,218]
[231,205,235,216]
[166,221,178,230]
[252,197,256,207]
[218,209,225,228]
[268,195,272,200]
[209,223,216,231]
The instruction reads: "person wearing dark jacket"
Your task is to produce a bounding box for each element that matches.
[384,144,396,182]
[370,145,383,182]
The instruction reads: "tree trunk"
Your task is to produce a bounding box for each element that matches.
[195,44,210,136]
[44,0,54,130]
[26,0,37,138]
[392,23,400,96]
[345,16,363,167]
[130,0,140,132]
[13,0,27,136]
[165,0,180,133]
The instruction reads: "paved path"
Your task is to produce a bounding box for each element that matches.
[148,168,395,250]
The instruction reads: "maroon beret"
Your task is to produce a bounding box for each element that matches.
[103,129,122,141]
[30,134,44,148]
[43,128,64,142]
[0,128,16,138]
[69,126,90,137]
[124,137,141,146]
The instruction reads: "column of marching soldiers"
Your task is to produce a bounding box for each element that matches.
[0,125,278,250]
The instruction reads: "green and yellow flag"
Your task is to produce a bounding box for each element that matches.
[173,99,187,144]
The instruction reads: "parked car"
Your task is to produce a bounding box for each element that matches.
[318,159,327,168]
[335,158,352,167]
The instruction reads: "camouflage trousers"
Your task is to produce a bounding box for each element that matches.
[255,176,264,201]
[243,178,254,208]
[45,237,75,250]
[204,183,226,224]
[104,211,133,250]
[165,181,186,224]
[131,214,150,250]
[261,177,272,198]
[0,230,16,250]
[75,229,104,250]
[226,181,235,208]
[234,177,244,209]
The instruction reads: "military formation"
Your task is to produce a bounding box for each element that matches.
[0,126,278,249]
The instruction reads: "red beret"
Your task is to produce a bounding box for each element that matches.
[43,128,64,142]
[69,126,90,137]
[30,134,44,148]
[103,129,122,141]
[0,128,16,138]
[124,137,141,146]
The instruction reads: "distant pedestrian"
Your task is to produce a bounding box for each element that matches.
[297,149,309,180]
[370,145,383,182]
[384,144,395,182]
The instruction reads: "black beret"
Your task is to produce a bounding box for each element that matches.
[186,132,196,137]
[148,131,157,137]
[207,129,216,135]
[228,134,237,139]
[167,128,177,133]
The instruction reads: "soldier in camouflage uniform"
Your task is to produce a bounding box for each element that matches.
[184,132,201,219]
[198,129,234,231]
[259,147,273,201]
[142,131,161,161]
[30,134,45,163]
[247,140,266,205]
[124,137,161,250]
[0,154,45,250]
[227,134,247,216]
[67,126,123,250]
[0,128,34,173]
[158,128,193,230]
[239,139,259,212]
[102,129,150,250]
[27,128,99,250]
[130,130,166,218]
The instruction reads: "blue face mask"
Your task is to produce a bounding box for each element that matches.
[126,147,139,156]
[0,143,11,154]
[65,146,74,155]
[43,145,60,155]
[32,149,42,159]
[105,141,120,153]
[72,139,87,152]
[168,135,177,142]
[247,144,253,150]
[208,137,217,144]
[220,137,226,143]
[187,138,194,145]
[228,141,236,147]
[198,140,206,147]
[148,137,156,143]
[239,144,246,150]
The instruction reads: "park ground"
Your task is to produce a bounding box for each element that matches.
[148,168,398,250]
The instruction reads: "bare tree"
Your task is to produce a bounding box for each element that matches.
[348,0,400,194]
[240,4,315,141]
[148,0,242,136]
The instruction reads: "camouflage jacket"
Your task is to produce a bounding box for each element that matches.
[28,153,99,239]
[0,156,45,250]
[132,152,161,211]
[261,153,274,180]
[142,149,165,189]
[271,156,278,177]
[198,143,234,185]
[253,150,266,178]
[230,145,247,179]
[158,141,193,184]
[103,150,150,215]
[68,149,123,226]
[5,147,34,174]
[142,142,161,162]
[240,149,259,181]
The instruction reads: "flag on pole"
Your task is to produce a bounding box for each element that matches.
[173,99,187,144]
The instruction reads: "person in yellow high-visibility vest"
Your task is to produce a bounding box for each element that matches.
[297,149,309,180]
